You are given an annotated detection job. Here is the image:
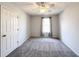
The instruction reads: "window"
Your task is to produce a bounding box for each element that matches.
[42,17,51,37]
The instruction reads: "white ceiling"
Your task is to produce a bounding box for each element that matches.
[12,2,70,16]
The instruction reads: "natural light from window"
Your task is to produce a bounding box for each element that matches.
[42,17,50,33]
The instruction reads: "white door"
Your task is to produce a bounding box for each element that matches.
[1,7,18,56]
[1,7,7,56]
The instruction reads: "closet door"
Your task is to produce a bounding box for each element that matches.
[1,7,18,57]
[11,14,18,49]
[1,7,8,56]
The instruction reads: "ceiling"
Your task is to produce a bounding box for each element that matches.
[12,2,70,16]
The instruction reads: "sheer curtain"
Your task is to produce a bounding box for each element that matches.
[40,17,52,37]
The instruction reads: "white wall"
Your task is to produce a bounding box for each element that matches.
[51,15,60,38]
[59,3,79,56]
[31,16,41,37]
[31,15,60,38]
[25,14,31,39]
[18,12,31,46]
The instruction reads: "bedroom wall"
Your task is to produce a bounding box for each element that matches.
[31,16,41,37]
[51,15,60,38]
[31,15,60,38]
[59,3,79,56]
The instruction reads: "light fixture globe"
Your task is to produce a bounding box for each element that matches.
[35,2,55,13]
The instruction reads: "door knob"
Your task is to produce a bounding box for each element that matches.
[2,35,6,37]
[17,29,19,31]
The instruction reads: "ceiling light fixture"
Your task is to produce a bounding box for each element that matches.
[39,6,48,13]
[36,2,55,13]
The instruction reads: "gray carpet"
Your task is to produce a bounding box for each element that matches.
[7,38,78,57]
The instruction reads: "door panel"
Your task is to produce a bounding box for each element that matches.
[1,7,18,56]
[10,14,15,50]
[12,14,18,49]
[6,10,11,53]
[1,8,7,56]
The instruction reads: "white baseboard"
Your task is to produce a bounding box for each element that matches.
[61,40,79,56]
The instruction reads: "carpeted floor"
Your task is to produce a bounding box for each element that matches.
[7,38,78,57]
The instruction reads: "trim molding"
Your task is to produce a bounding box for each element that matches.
[61,40,79,57]
[30,36,60,39]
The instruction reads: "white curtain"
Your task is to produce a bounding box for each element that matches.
[41,17,52,37]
